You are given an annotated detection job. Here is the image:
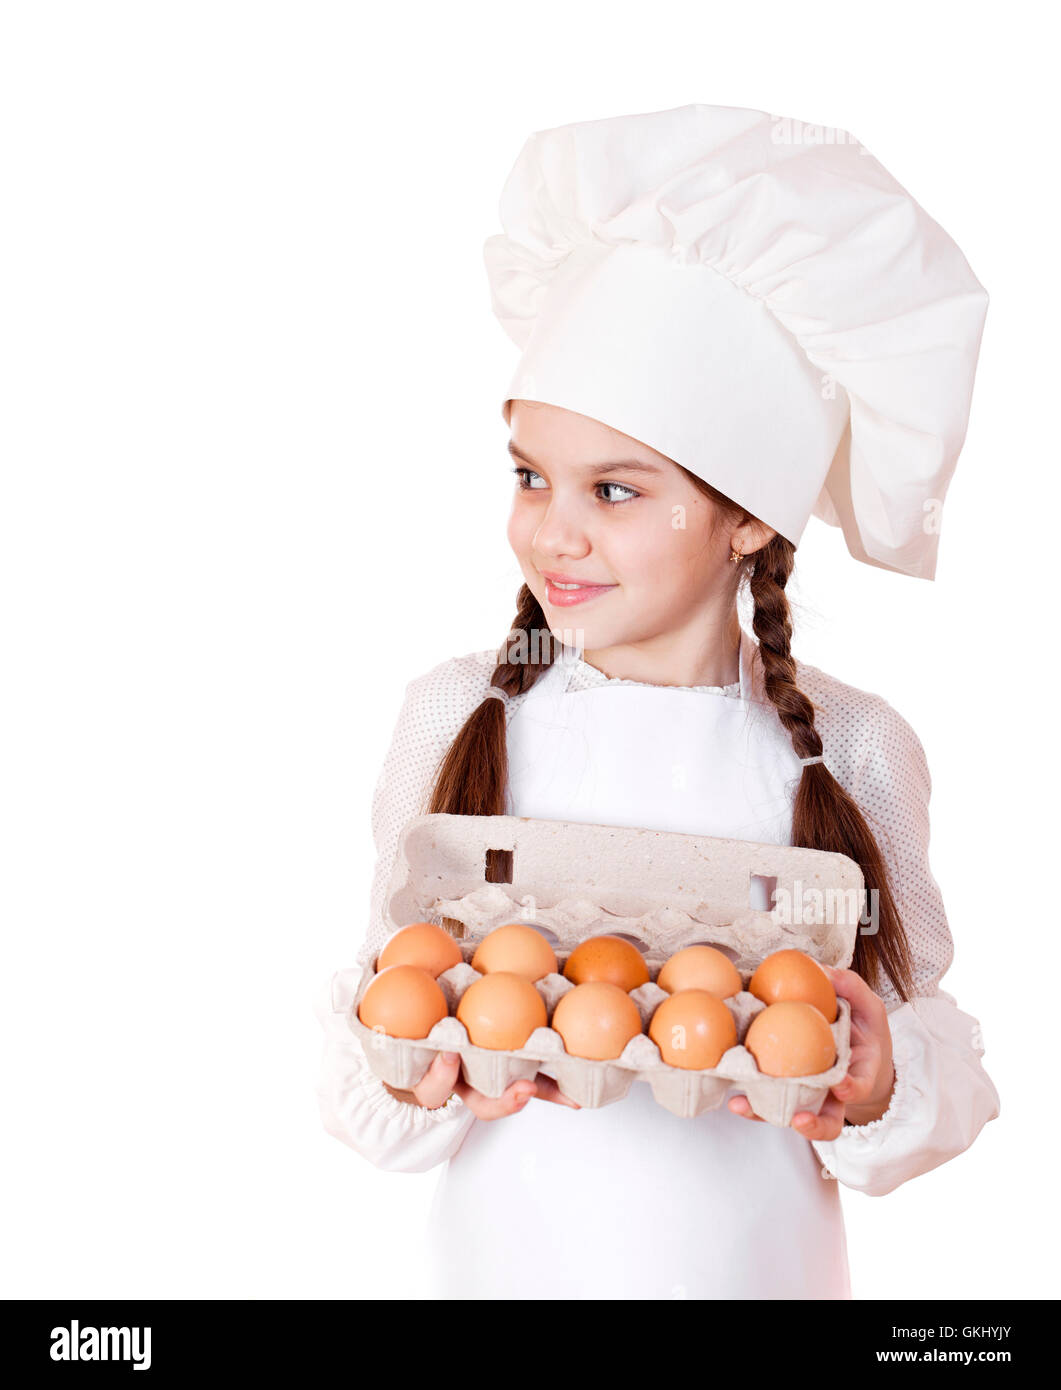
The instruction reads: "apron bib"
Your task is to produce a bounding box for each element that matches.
[505,628,805,844]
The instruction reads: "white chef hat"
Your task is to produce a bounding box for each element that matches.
[483,104,989,580]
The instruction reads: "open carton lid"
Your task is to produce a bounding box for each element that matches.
[384,814,865,974]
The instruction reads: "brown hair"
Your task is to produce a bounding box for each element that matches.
[428,468,915,1001]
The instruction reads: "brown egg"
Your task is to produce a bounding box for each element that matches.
[748,949,838,1023]
[551,982,643,1061]
[470,923,558,981]
[357,964,449,1040]
[377,922,463,978]
[657,944,742,999]
[745,1001,837,1077]
[456,972,548,1050]
[649,990,738,1069]
[562,935,650,991]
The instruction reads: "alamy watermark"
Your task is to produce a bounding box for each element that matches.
[491,626,586,666]
[50,1320,151,1370]
[772,880,880,937]
[770,115,872,156]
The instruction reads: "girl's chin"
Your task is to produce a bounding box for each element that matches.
[545,621,624,651]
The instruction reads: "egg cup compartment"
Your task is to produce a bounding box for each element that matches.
[350,814,863,1126]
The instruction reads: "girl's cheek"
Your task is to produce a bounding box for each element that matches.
[507,508,533,556]
[610,517,669,575]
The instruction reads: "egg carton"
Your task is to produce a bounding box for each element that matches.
[348,813,864,1125]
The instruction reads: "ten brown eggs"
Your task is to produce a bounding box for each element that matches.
[362,931,841,1088]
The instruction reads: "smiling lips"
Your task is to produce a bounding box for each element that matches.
[541,572,619,607]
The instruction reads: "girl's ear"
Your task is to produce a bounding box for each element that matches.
[732,520,777,558]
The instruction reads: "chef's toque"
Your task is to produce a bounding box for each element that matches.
[483,104,989,580]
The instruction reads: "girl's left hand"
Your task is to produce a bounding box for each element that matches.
[727,965,896,1141]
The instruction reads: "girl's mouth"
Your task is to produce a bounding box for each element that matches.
[543,577,619,607]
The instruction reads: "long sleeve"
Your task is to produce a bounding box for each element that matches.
[811,696,1001,1195]
[314,966,475,1173]
[313,651,497,1173]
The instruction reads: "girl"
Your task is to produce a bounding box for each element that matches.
[315,105,1000,1299]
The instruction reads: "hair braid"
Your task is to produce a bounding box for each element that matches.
[746,537,915,1000]
[427,585,553,820]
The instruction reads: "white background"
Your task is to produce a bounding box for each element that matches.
[2,0,1056,1300]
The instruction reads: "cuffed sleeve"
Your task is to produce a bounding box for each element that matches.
[811,698,1001,1194]
[813,992,1000,1195]
[315,968,476,1174]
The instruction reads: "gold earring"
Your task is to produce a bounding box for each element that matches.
[730,546,743,564]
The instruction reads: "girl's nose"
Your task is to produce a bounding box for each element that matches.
[533,502,591,560]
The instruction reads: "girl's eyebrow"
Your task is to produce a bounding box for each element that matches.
[507,441,663,476]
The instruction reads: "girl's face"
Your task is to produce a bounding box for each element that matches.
[506,400,765,663]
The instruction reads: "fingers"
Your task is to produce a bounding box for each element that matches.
[456,1072,584,1117]
[731,1091,845,1141]
[421,1052,582,1118]
[531,1072,581,1108]
[831,1045,879,1106]
[411,1051,463,1110]
[456,1076,539,1120]
[727,1094,766,1122]
[790,1093,845,1141]
[825,965,884,1030]
[824,965,893,1111]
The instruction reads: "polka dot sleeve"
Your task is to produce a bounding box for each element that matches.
[849,695,955,1008]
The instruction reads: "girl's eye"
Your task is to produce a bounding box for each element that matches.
[511,466,640,506]
[597,481,639,505]
[512,466,548,490]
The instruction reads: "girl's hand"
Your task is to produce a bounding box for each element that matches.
[727,965,896,1141]
[413,1051,581,1118]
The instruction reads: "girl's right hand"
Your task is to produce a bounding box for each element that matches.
[412,1051,581,1118]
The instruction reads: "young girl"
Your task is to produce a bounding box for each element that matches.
[315,105,1000,1299]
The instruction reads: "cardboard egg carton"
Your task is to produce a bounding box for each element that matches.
[348,814,864,1125]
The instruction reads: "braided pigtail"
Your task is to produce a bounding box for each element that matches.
[742,535,915,1000]
[670,459,916,1002]
[428,584,554,818]
[426,585,555,939]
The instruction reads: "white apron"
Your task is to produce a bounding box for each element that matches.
[427,632,850,1300]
